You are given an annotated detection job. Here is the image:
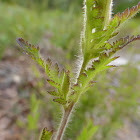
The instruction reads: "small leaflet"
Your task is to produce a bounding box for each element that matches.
[40,127,53,140]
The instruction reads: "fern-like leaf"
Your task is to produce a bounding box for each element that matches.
[17,38,71,104]
[78,34,140,94]
[82,1,140,61]
[17,38,45,68]
[83,0,113,53]
[53,98,67,105]
[108,2,140,29]
[61,70,70,100]
[40,127,53,140]
[48,91,59,97]
[47,79,60,89]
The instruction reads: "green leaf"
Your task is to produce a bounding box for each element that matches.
[83,0,113,54]
[105,35,140,51]
[78,73,88,87]
[59,68,65,84]
[53,98,67,105]
[17,38,68,93]
[47,79,60,89]
[69,84,80,101]
[83,2,140,60]
[17,38,45,68]
[80,35,140,93]
[108,2,140,29]
[61,70,70,100]
[52,63,59,78]
[45,59,61,83]
[48,91,59,97]
[40,127,53,140]
[45,59,70,95]
[45,58,52,77]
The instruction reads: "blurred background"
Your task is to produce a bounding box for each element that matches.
[0,0,140,140]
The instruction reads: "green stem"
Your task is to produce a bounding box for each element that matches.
[55,102,75,140]
[55,47,89,140]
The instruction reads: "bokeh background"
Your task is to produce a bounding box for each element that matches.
[0,0,140,140]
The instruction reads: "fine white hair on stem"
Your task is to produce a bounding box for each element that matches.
[82,0,87,42]
[72,0,86,84]
[109,0,113,20]
[72,52,83,84]
[104,0,114,29]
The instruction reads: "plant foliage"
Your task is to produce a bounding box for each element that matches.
[40,127,53,140]
[17,0,140,139]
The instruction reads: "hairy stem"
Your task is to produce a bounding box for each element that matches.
[55,50,88,140]
[55,102,75,140]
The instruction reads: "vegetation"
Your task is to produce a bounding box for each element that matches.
[0,0,140,139]
[16,0,140,140]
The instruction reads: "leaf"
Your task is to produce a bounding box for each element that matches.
[82,0,113,55]
[53,63,60,77]
[59,68,65,83]
[45,60,66,90]
[105,35,140,51]
[40,127,53,140]
[85,2,140,60]
[78,72,88,87]
[17,38,45,68]
[48,91,59,97]
[61,70,70,100]
[47,79,60,89]
[81,35,140,91]
[70,84,80,99]
[17,38,69,92]
[88,81,96,87]
[108,2,140,29]
[109,31,119,39]
[72,84,80,91]
[53,98,67,105]
[45,58,52,77]
[85,0,112,33]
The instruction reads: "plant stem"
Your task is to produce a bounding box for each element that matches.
[55,102,75,140]
[55,56,88,140]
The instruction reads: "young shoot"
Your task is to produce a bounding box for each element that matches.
[17,0,140,140]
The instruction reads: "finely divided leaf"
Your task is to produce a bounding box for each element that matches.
[17,38,71,104]
[47,79,60,89]
[105,35,140,51]
[17,38,45,68]
[53,98,67,105]
[80,35,140,92]
[45,58,52,77]
[78,72,88,87]
[61,71,70,100]
[40,127,53,140]
[45,59,67,92]
[83,0,113,53]
[48,91,59,97]
[82,1,140,61]
[108,2,140,29]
